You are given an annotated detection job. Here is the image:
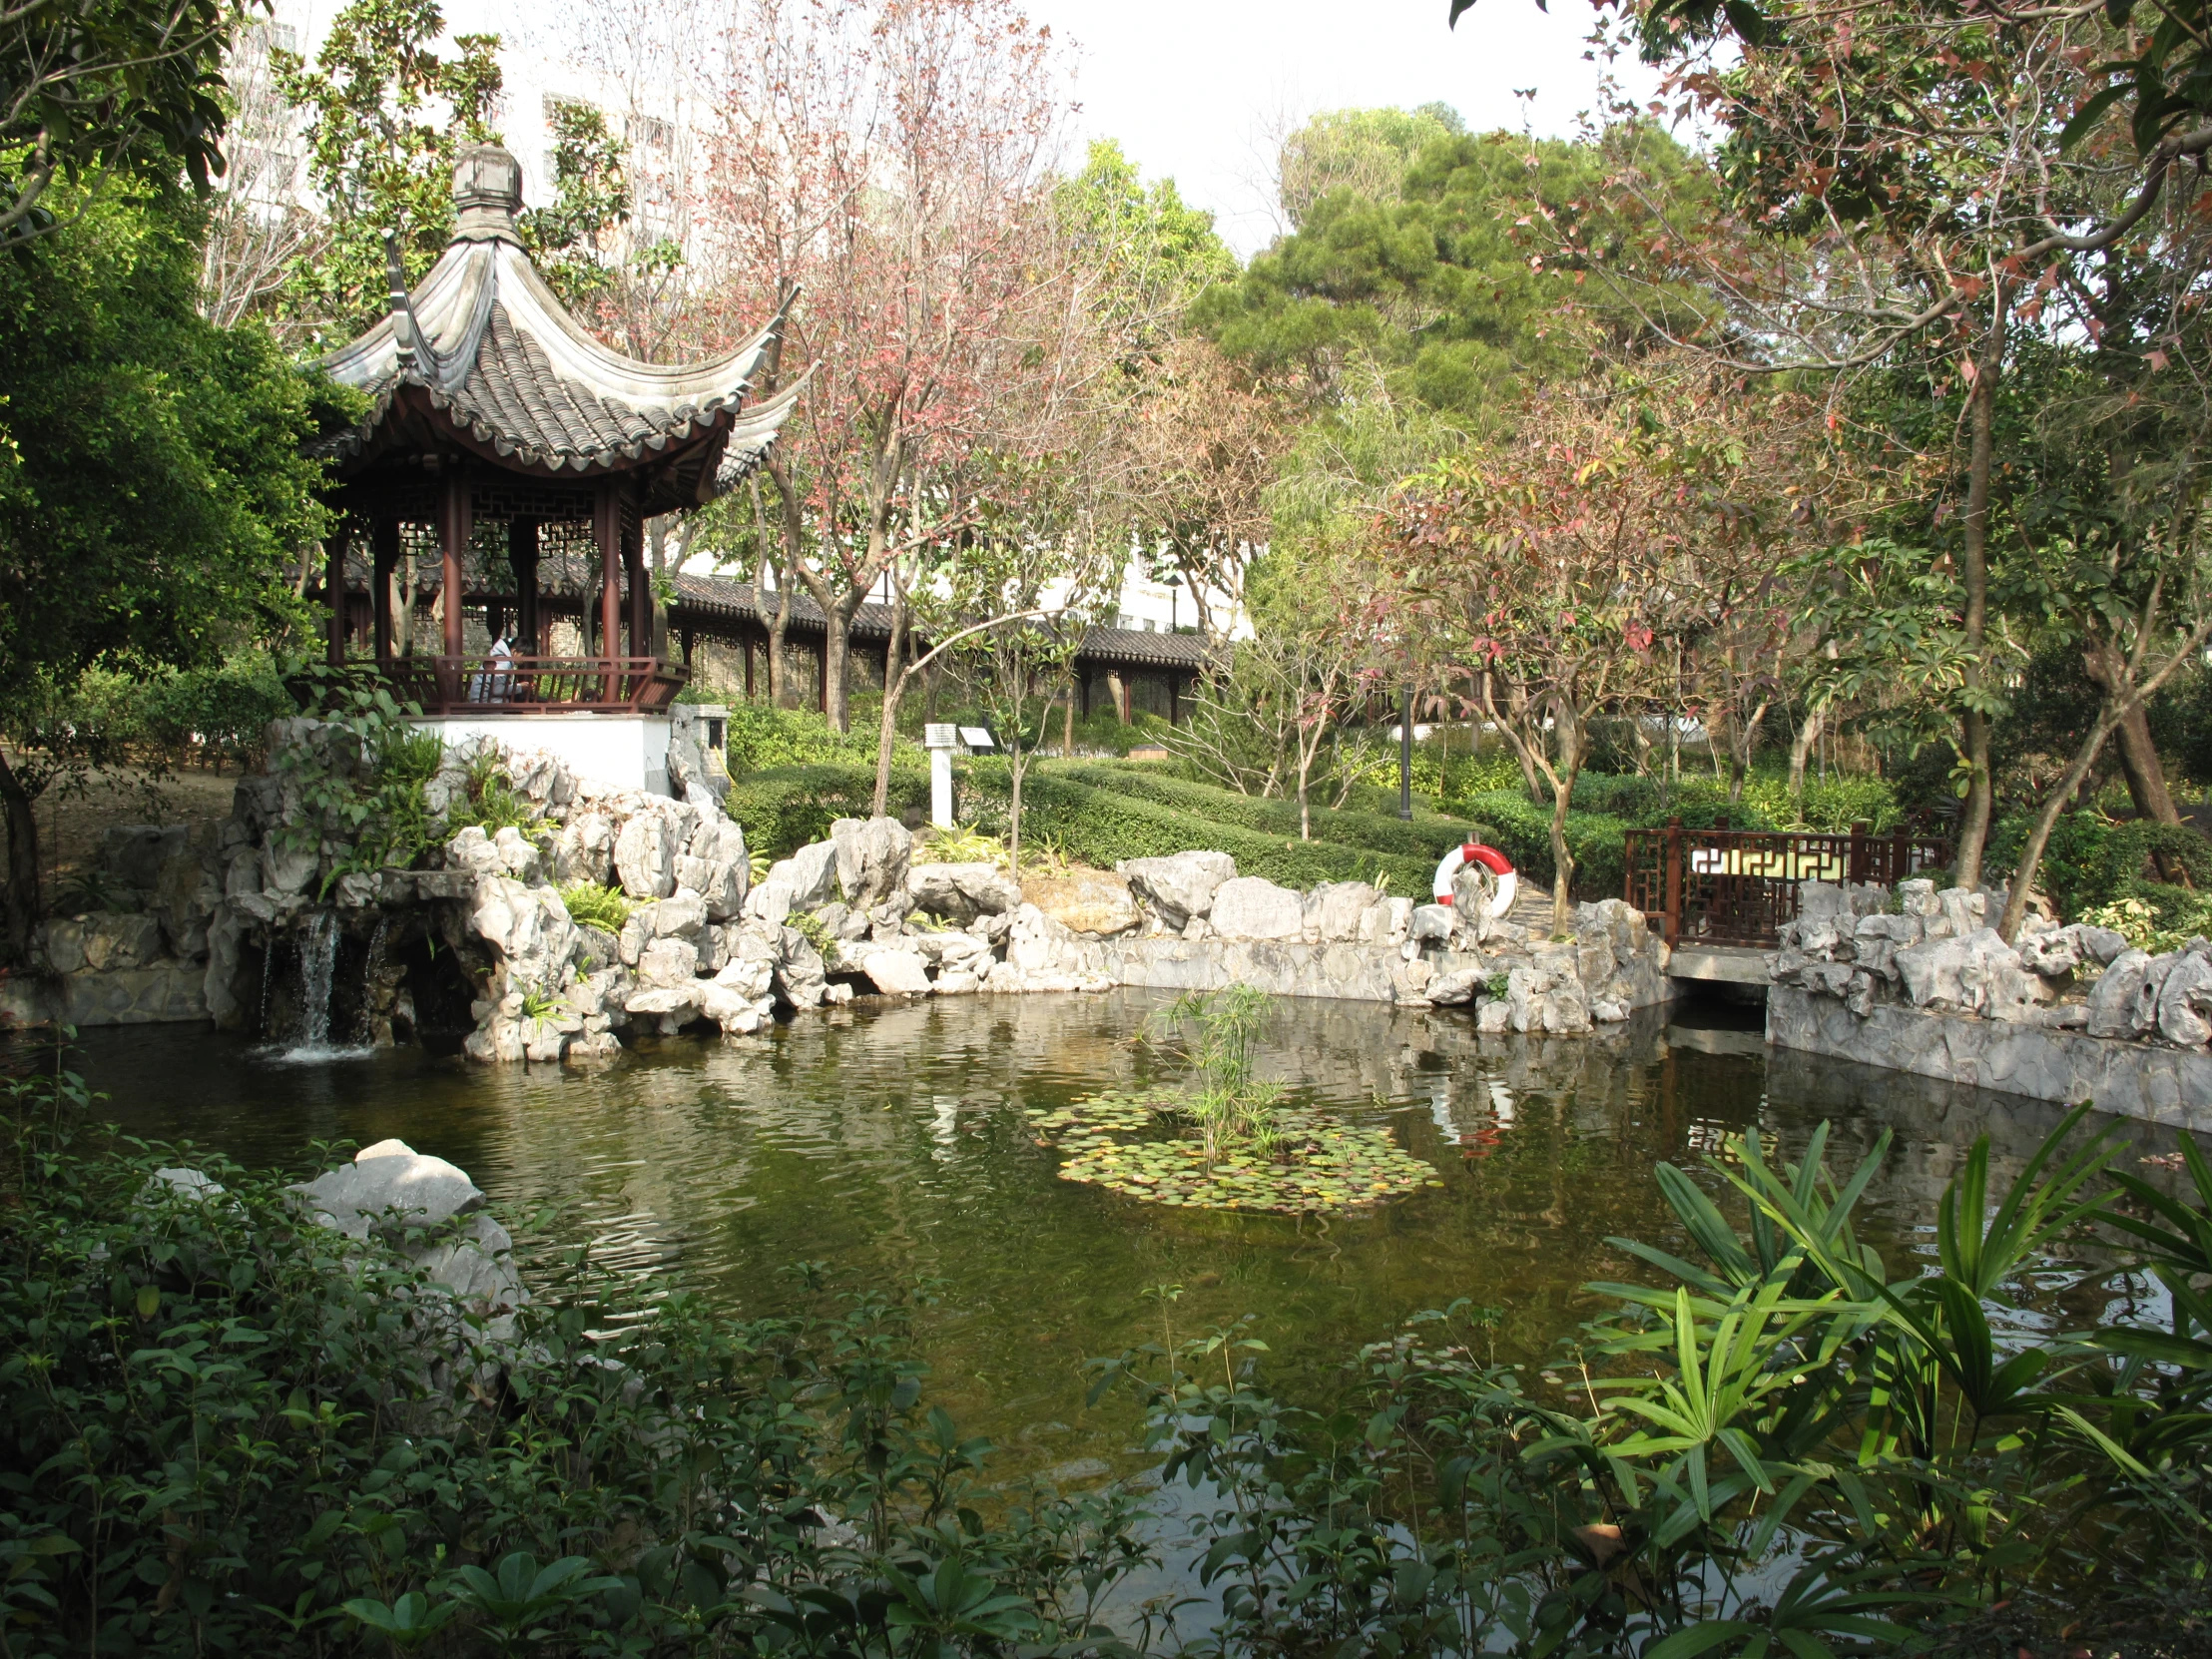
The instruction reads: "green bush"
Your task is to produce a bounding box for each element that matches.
[0,1070,1154,1659]
[723,763,929,858]
[1451,789,1630,898]
[1063,763,1478,863]
[1989,810,2212,920]
[722,704,909,776]
[64,658,291,769]
[959,763,1437,892]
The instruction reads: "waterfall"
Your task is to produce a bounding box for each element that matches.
[263,910,373,1062]
[353,917,389,1046]
[298,909,339,1047]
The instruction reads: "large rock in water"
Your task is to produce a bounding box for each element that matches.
[831,817,912,910]
[614,812,678,899]
[859,947,932,996]
[1023,870,1140,936]
[1120,850,1236,928]
[288,1140,525,1334]
[907,861,1021,923]
[1209,876,1304,940]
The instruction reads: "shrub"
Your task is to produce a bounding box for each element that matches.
[557,881,631,933]
[1062,763,1477,863]
[1989,810,2212,920]
[723,764,929,858]
[959,763,1437,892]
[723,704,894,776]
[0,1070,1155,1659]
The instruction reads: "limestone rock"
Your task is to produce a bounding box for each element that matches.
[2157,952,2212,1047]
[292,1139,483,1241]
[492,826,544,882]
[907,861,1021,923]
[1896,926,2023,1014]
[831,817,912,910]
[1210,876,1305,940]
[149,846,222,961]
[102,824,189,890]
[859,948,933,997]
[261,839,318,897]
[613,812,678,899]
[2074,926,2126,966]
[2087,949,2156,1039]
[1407,903,1453,945]
[80,911,166,972]
[1306,881,1376,943]
[1120,850,1237,928]
[775,928,829,1010]
[469,878,581,995]
[1023,870,1140,936]
[635,936,701,990]
[40,917,86,974]
[551,812,615,886]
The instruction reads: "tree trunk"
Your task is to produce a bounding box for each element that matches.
[1061,674,1076,757]
[0,747,41,963]
[1953,349,1998,889]
[2082,636,2180,825]
[1547,779,1575,936]
[2000,615,2212,939]
[822,607,854,733]
[871,591,909,818]
[1007,750,1026,874]
[1787,704,1827,815]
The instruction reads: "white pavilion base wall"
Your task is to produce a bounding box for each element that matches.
[408,714,673,797]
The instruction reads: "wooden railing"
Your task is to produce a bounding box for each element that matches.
[1624,819,1953,948]
[378,655,688,715]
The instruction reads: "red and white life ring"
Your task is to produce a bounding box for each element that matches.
[1433,841,1517,919]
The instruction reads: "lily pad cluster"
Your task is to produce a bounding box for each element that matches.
[1027,1093,1443,1215]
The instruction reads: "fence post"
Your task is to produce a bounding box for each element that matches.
[1664,816,1683,946]
[1890,824,1910,886]
[1849,820,1870,885]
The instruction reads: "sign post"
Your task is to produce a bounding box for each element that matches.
[923,724,961,828]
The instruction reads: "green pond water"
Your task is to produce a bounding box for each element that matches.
[64,989,2157,1490]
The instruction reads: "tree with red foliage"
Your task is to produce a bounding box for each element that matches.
[705,0,1068,731]
[1378,365,1815,930]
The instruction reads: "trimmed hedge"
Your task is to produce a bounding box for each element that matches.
[1452,790,1630,899]
[965,766,1439,892]
[724,764,928,857]
[1063,763,1483,862]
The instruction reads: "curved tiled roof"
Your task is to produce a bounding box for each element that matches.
[314,145,800,489]
[662,571,1213,670]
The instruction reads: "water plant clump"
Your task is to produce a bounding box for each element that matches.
[1027,989,1443,1214]
[1039,1101,1441,1212]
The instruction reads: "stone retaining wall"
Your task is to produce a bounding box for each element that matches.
[1768,983,2212,1130]
[2,723,1675,1053]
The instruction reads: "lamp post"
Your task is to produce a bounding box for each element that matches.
[1163,570,1181,632]
[1399,688,1414,822]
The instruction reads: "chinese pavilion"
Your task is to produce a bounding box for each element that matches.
[312,143,799,736]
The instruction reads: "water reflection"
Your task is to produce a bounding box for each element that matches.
[52,990,2187,1479]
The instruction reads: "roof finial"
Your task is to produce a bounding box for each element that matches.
[452,143,524,244]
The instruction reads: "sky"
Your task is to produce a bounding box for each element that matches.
[1022,0,1663,259]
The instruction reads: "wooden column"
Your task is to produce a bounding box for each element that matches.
[323,519,352,668]
[594,483,621,701]
[507,518,541,654]
[371,520,399,662]
[623,488,649,664]
[744,636,756,701]
[1663,817,1684,947]
[437,470,471,664]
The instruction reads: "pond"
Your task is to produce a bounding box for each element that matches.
[63,989,2159,1490]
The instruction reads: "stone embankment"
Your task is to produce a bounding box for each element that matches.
[4,724,1674,1055]
[1768,877,2212,1127]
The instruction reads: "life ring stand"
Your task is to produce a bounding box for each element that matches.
[1433,841,1518,920]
